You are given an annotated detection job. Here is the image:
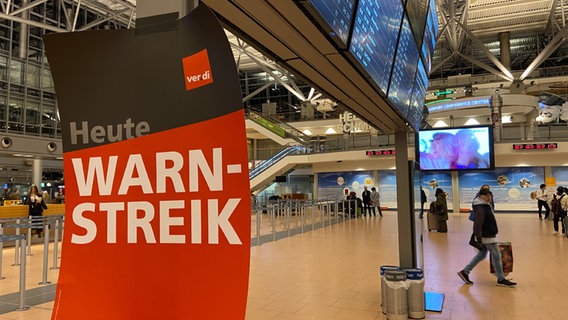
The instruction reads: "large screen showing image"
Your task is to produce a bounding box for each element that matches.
[416,125,495,171]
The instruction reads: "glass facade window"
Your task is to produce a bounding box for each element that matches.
[25,100,41,135]
[41,102,58,136]
[26,63,40,88]
[0,1,132,139]
[8,97,23,132]
[9,60,23,86]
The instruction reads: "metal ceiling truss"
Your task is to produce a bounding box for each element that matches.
[230,40,324,104]
[0,0,309,107]
[433,0,568,87]
[0,0,134,32]
[5,0,568,108]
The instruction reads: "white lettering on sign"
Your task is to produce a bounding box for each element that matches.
[70,147,244,245]
[71,199,242,245]
[69,118,150,145]
[186,70,211,85]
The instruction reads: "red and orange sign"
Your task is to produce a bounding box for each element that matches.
[44,5,250,319]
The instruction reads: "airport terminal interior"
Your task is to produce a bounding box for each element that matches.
[1,0,568,319]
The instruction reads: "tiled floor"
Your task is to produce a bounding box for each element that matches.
[1,212,566,319]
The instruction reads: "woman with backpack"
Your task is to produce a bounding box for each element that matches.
[550,186,568,237]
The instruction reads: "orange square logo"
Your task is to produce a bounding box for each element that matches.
[182,49,213,91]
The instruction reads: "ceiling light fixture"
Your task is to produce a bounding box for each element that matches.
[433,120,448,127]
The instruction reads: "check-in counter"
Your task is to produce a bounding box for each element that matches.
[0,204,65,245]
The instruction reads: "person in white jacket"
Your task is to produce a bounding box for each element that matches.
[536,183,550,220]
[370,187,382,217]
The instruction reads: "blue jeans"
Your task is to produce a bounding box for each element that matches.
[463,242,505,281]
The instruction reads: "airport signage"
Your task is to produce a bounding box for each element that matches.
[512,143,558,150]
[366,149,396,156]
[44,5,250,320]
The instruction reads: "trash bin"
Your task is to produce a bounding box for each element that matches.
[405,268,425,319]
[380,266,400,314]
[385,269,409,320]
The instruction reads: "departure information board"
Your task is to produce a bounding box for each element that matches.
[406,0,429,49]
[349,0,403,95]
[422,0,439,72]
[388,15,419,119]
[308,0,355,46]
[408,58,428,131]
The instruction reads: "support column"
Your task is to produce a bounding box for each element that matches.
[313,172,318,201]
[373,170,379,190]
[32,158,42,187]
[490,95,503,141]
[395,132,414,268]
[499,32,511,71]
[18,0,29,60]
[526,108,539,141]
[451,171,460,214]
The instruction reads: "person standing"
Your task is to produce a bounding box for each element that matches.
[457,189,517,287]
[370,187,382,217]
[550,186,568,236]
[536,184,550,220]
[26,184,48,237]
[432,188,448,232]
[361,186,371,217]
[419,187,427,219]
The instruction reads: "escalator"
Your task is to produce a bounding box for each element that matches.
[249,145,307,192]
[246,110,311,146]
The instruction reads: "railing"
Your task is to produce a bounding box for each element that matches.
[247,110,311,145]
[249,145,307,180]
[250,199,361,246]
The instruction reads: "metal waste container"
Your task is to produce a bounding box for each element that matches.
[405,268,425,319]
[385,269,409,320]
[380,265,400,314]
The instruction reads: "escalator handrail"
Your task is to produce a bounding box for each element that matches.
[249,145,306,180]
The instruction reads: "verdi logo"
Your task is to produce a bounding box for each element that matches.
[182,49,213,91]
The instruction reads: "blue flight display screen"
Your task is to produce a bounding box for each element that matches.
[408,58,428,131]
[406,0,429,49]
[309,0,355,46]
[349,0,403,95]
[422,0,439,72]
[388,15,419,119]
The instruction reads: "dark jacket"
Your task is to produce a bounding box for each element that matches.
[433,193,448,220]
[472,197,498,239]
[27,194,47,217]
[362,189,371,204]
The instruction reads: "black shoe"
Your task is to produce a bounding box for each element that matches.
[497,278,517,287]
[458,270,473,284]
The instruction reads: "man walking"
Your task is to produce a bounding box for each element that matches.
[457,189,517,288]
